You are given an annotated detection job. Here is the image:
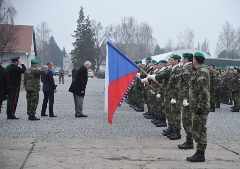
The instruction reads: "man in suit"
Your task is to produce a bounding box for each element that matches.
[0,59,9,113]
[69,61,92,117]
[41,61,57,117]
[6,56,26,119]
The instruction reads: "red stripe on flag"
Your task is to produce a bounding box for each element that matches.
[108,71,138,124]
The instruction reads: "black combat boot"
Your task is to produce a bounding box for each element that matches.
[186,150,205,162]
[135,107,144,112]
[209,106,215,112]
[155,120,167,127]
[143,112,148,116]
[145,114,155,119]
[227,101,233,105]
[231,109,239,112]
[215,103,220,108]
[178,141,194,149]
[28,115,40,120]
[151,116,159,123]
[169,131,181,140]
[163,129,173,136]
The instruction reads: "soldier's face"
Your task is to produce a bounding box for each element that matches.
[170,58,177,66]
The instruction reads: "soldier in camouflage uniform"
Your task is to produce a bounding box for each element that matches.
[221,70,228,104]
[227,69,234,105]
[187,52,210,162]
[230,67,240,112]
[166,54,182,140]
[24,59,48,120]
[215,68,222,108]
[59,68,64,84]
[178,52,193,149]
[209,64,217,112]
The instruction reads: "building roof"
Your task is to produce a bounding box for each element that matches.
[14,25,34,53]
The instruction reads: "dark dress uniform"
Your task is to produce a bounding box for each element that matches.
[0,65,9,113]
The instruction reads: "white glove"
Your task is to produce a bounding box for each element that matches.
[170,98,176,104]
[152,90,155,95]
[156,94,161,98]
[183,99,189,106]
[141,78,148,83]
[147,75,156,81]
[136,73,140,78]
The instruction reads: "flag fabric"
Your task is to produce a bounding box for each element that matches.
[104,42,140,124]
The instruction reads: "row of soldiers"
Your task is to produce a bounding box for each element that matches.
[126,52,240,162]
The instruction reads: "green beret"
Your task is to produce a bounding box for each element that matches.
[194,52,205,59]
[154,61,159,65]
[145,56,152,61]
[233,66,238,69]
[31,59,39,64]
[182,52,193,58]
[170,54,181,60]
[159,60,167,63]
[138,60,142,64]
[7,63,11,67]
[151,60,157,64]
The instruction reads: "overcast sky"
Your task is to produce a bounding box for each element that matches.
[11,0,240,57]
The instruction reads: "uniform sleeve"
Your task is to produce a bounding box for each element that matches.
[181,68,191,99]
[34,68,48,76]
[48,71,56,90]
[197,71,209,109]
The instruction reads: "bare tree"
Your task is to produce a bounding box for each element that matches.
[0,0,18,60]
[35,22,51,65]
[201,39,210,54]
[216,21,236,58]
[164,39,174,52]
[233,27,240,58]
[177,28,194,49]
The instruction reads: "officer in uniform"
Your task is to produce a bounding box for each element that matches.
[178,52,194,149]
[24,59,48,120]
[187,52,210,162]
[6,56,26,119]
[59,67,64,84]
[231,66,240,112]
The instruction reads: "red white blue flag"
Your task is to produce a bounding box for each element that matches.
[104,42,140,124]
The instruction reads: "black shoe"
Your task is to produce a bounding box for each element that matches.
[227,101,233,105]
[209,108,215,112]
[135,107,144,112]
[49,114,57,117]
[163,128,168,133]
[178,142,194,149]
[230,106,235,109]
[75,114,88,117]
[215,104,220,108]
[7,116,19,120]
[28,115,40,120]
[41,113,48,116]
[169,132,181,140]
[231,109,239,112]
[187,151,205,162]
[145,114,154,119]
[143,112,148,116]
[155,121,167,127]
[163,130,173,137]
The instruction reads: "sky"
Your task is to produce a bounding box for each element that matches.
[11,0,240,57]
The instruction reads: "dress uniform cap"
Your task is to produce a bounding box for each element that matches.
[154,61,159,65]
[138,60,142,64]
[31,59,39,64]
[10,56,20,61]
[194,52,205,59]
[182,52,193,57]
[170,54,181,60]
[151,60,157,64]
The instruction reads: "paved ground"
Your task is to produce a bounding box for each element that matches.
[0,75,240,168]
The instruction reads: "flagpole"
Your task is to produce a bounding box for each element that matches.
[136,77,157,91]
[140,69,163,88]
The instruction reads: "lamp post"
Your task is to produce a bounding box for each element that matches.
[25,52,30,68]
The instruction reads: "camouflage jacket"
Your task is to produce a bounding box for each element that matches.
[167,64,182,99]
[59,69,64,75]
[231,73,240,92]
[189,65,210,111]
[24,67,48,91]
[178,62,193,100]
[155,66,171,96]
[209,70,217,91]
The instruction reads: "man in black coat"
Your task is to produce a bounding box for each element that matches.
[69,61,92,117]
[0,59,9,113]
[6,56,26,119]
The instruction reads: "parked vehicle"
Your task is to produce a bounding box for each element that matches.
[88,69,94,78]
[97,70,105,78]
[54,67,61,76]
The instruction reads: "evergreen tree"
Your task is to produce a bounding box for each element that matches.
[71,6,96,69]
[47,36,63,67]
[154,45,161,55]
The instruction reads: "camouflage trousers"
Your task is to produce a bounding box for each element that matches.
[136,88,144,109]
[232,91,240,109]
[26,91,39,116]
[59,75,64,83]
[170,99,181,132]
[164,96,172,129]
[145,88,153,114]
[156,96,165,120]
[181,104,193,142]
[210,90,216,108]
[192,110,208,152]
[222,87,228,102]
[148,92,156,115]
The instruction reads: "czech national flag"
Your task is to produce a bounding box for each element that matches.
[104,42,140,124]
